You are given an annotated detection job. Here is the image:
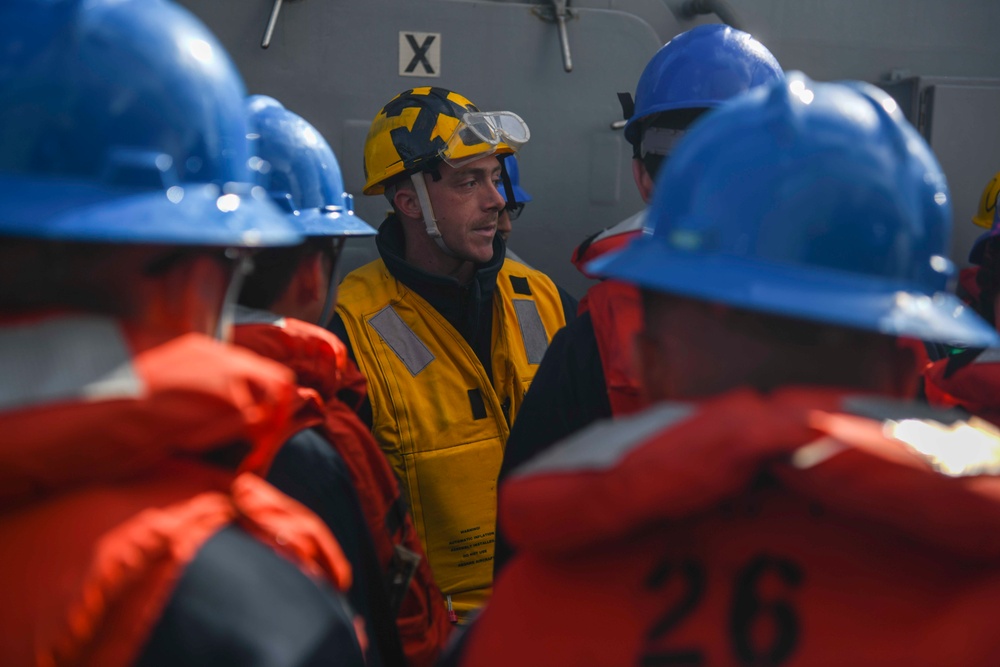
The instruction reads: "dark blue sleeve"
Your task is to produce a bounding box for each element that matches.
[136,524,366,667]
[495,311,611,574]
[267,428,405,667]
[557,285,579,324]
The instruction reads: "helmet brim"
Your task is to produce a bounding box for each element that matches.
[590,237,1000,348]
[297,209,377,237]
[0,175,301,247]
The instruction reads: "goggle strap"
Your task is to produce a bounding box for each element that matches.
[500,159,516,205]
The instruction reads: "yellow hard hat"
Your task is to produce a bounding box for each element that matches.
[972,171,1000,229]
[362,87,529,195]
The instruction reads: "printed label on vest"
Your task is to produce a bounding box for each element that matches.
[449,524,496,568]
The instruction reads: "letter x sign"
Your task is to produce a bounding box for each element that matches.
[399,32,441,78]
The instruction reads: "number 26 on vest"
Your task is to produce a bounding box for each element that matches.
[638,554,804,667]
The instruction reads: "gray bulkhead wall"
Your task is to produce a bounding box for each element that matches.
[181,0,1000,298]
[178,0,666,297]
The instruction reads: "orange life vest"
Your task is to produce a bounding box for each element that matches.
[234,310,451,666]
[464,388,1000,666]
[571,220,646,416]
[0,313,356,667]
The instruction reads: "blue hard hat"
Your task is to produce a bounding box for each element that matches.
[592,73,1000,348]
[246,96,375,237]
[623,24,784,146]
[0,0,299,247]
[499,154,532,205]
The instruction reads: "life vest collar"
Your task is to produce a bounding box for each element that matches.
[0,313,300,505]
[570,210,646,278]
[502,387,1000,560]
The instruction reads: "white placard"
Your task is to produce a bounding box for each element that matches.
[399,32,441,78]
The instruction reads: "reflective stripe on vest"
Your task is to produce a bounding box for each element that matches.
[235,305,287,327]
[512,402,694,478]
[512,299,548,364]
[0,315,142,411]
[365,299,550,377]
[368,305,435,376]
[975,347,1000,365]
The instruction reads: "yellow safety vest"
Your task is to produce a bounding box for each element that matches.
[336,257,566,621]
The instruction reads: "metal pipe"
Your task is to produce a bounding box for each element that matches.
[553,0,573,72]
[261,0,284,49]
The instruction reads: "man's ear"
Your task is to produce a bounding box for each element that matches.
[632,158,656,204]
[393,183,423,220]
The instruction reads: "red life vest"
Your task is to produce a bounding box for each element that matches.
[464,388,1000,666]
[583,279,645,416]
[0,313,356,667]
[924,349,1000,426]
[571,218,646,416]
[234,312,451,667]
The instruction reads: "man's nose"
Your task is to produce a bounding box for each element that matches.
[486,180,506,210]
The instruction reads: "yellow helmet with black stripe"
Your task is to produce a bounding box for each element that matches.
[363,87,529,195]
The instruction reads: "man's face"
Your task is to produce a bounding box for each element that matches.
[425,155,506,263]
[497,208,512,242]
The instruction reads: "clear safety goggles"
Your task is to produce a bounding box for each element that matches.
[439,111,530,168]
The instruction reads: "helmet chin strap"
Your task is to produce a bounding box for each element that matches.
[410,172,461,258]
[215,251,254,342]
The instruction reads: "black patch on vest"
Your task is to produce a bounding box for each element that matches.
[468,389,487,420]
[509,275,531,296]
